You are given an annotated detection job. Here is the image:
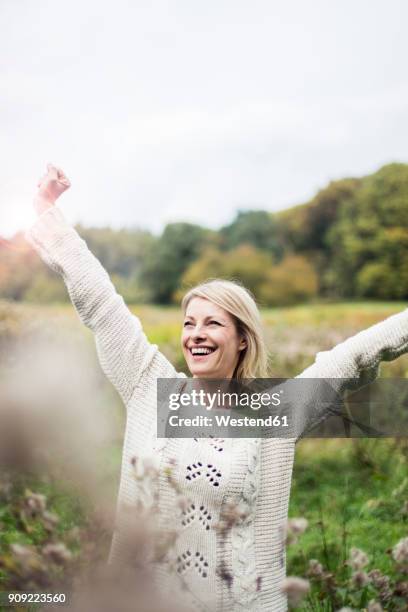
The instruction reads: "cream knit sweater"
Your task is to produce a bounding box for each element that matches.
[26,207,408,612]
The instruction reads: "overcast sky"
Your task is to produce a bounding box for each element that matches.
[1,0,408,237]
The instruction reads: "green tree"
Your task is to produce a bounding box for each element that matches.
[179,247,317,306]
[141,223,215,303]
[77,225,154,277]
[220,210,283,259]
[326,163,408,298]
[178,244,273,302]
[276,178,360,252]
[258,254,318,306]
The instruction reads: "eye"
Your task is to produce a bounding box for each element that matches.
[183,321,193,327]
[209,320,221,326]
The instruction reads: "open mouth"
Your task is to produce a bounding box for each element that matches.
[189,346,217,358]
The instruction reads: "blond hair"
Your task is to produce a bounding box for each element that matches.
[181,279,269,379]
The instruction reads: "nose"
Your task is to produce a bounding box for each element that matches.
[190,323,207,342]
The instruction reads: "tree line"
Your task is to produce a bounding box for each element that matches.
[1,162,407,306]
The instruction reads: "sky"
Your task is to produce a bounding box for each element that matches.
[1,0,408,237]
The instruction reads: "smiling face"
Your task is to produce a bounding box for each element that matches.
[181,297,247,379]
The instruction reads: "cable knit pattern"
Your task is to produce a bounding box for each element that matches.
[26,206,408,612]
[230,439,261,611]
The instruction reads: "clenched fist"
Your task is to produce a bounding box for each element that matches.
[34,164,71,215]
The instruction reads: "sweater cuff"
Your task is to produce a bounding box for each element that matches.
[25,206,75,251]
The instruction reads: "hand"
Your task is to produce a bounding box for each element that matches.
[34,163,71,214]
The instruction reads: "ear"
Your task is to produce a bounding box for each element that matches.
[238,336,247,351]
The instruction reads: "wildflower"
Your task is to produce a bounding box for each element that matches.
[10,543,34,561]
[285,517,308,545]
[42,511,59,532]
[23,490,47,517]
[131,455,160,480]
[367,600,383,612]
[378,586,393,603]
[215,500,247,538]
[392,536,408,565]
[287,517,308,534]
[67,526,81,542]
[143,456,160,478]
[9,543,39,572]
[306,558,324,578]
[394,580,408,598]
[280,576,310,607]
[368,569,390,590]
[350,570,370,588]
[348,547,369,570]
[42,542,73,565]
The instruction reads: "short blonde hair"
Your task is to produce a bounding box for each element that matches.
[181,279,269,379]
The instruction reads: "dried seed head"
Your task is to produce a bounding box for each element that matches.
[307,558,324,578]
[215,500,247,538]
[379,586,393,602]
[287,517,308,535]
[350,570,370,588]
[285,517,308,545]
[42,511,59,532]
[280,576,310,607]
[394,580,408,598]
[10,543,34,561]
[9,543,40,572]
[367,600,383,612]
[42,542,73,565]
[392,536,408,565]
[368,569,390,590]
[348,547,369,570]
[24,490,47,515]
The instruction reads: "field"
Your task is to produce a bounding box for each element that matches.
[0,300,407,611]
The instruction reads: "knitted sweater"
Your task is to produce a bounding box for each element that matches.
[26,207,408,612]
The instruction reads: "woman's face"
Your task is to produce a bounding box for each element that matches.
[181,297,247,378]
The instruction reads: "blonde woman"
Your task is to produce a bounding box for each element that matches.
[27,165,408,611]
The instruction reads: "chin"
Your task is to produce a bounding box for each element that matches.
[190,367,213,378]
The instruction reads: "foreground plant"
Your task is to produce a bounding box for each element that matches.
[282,514,408,611]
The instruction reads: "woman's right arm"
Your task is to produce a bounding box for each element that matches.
[26,165,178,405]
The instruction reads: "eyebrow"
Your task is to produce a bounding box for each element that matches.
[184,315,226,323]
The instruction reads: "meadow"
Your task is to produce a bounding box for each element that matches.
[0,300,407,611]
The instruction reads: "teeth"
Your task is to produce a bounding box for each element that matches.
[190,347,215,355]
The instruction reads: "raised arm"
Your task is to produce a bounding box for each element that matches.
[298,308,408,383]
[26,165,179,405]
[292,307,408,437]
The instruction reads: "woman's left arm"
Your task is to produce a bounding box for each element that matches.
[298,307,408,384]
[290,307,408,438]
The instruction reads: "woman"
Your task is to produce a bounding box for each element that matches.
[27,165,408,611]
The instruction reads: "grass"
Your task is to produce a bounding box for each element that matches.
[288,439,407,575]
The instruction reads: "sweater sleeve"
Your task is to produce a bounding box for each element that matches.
[291,307,408,438]
[25,206,178,405]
